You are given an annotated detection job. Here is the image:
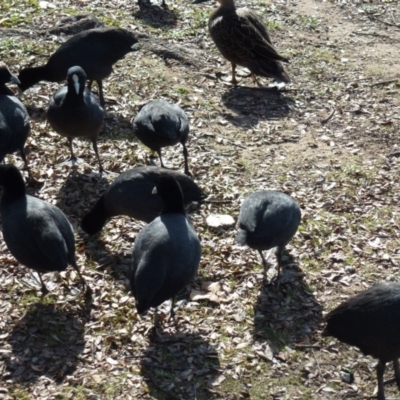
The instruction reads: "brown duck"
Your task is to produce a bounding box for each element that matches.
[195,0,290,84]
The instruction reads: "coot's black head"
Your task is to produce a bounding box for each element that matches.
[67,66,87,96]
[0,164,26,197]
[153,175,185,214]
[0,66,20,95]
[0,66,20,85]
[17,67,38,92]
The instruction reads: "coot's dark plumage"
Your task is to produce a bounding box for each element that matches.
[323,283,400,400]
[0,66,30,171]
[195,0,290,84]
[132,100,191,176]
[130,175,201,322]
[236,190,301,282]
[81,166,205,235]
[47,66,105,173]
[0,164,88,295]
[18,27,139,105]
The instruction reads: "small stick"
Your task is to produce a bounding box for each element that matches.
[371,79,398,87]
[294,343,321,349]
[202,199,233,204]
[355,31,395,40]
[367,14,400,28]
[320,108,335,125]
[312,348,322,377]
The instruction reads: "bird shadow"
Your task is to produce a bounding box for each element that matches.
[55,169,133,278]
[103,109,137,142]
[221,85,294,128]
[75,177,142,280]
[80,232,134,286]
[53,165,153,285]
[140,330,221,399]
[54,169,110,220]
[133,3,178,29]
[252,253,323,353]
[3,303,85,383]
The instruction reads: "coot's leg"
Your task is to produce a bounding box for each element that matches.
[377,360,386,400]
[68,137,77,162]
[96,80,105,107]
[394,359,400,390]
[153,307,160,328]
[181,142,191,177]
[231,63,237,84]
[157,150,165,168]
[38,273,49,296]
[92,139,104,174]
[169,296,177,321]
[71,260,92,296]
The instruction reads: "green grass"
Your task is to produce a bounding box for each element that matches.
[9,386,32,400]
[0,0,40,26]
[299,16,319,30]
[265,19,281,32]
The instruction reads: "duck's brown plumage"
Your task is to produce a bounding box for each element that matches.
[208,0,290,83]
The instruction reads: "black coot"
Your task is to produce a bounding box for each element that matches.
[130,175,201,324]
[132,100,191,176]
[236,190,301,283]
[0,164,89,295]
[18,27,139,105]
[323,282,400,400]
[47,66,105,173]
[81,166,205,234]
[0,66,30,173]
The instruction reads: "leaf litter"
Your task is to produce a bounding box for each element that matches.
[0,0,400,398]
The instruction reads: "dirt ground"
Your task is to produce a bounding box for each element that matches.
[0,0,400,399]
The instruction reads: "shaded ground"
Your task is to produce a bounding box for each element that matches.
[0,0,399,399]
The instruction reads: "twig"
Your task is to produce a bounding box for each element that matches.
[294,343,321,349]
[390,9,398,27]
[320,108,335,125]
[124,355,146,360]
[384,377,397,385]
[202,199,233,204]
[371,79,398,87]
[367,14,400,28]
[342,77,371,84]
[199,73,219,81]
[354,31,398,40]
[223,139,247,149]
[274,87,300,93]
[311,348,322,377]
